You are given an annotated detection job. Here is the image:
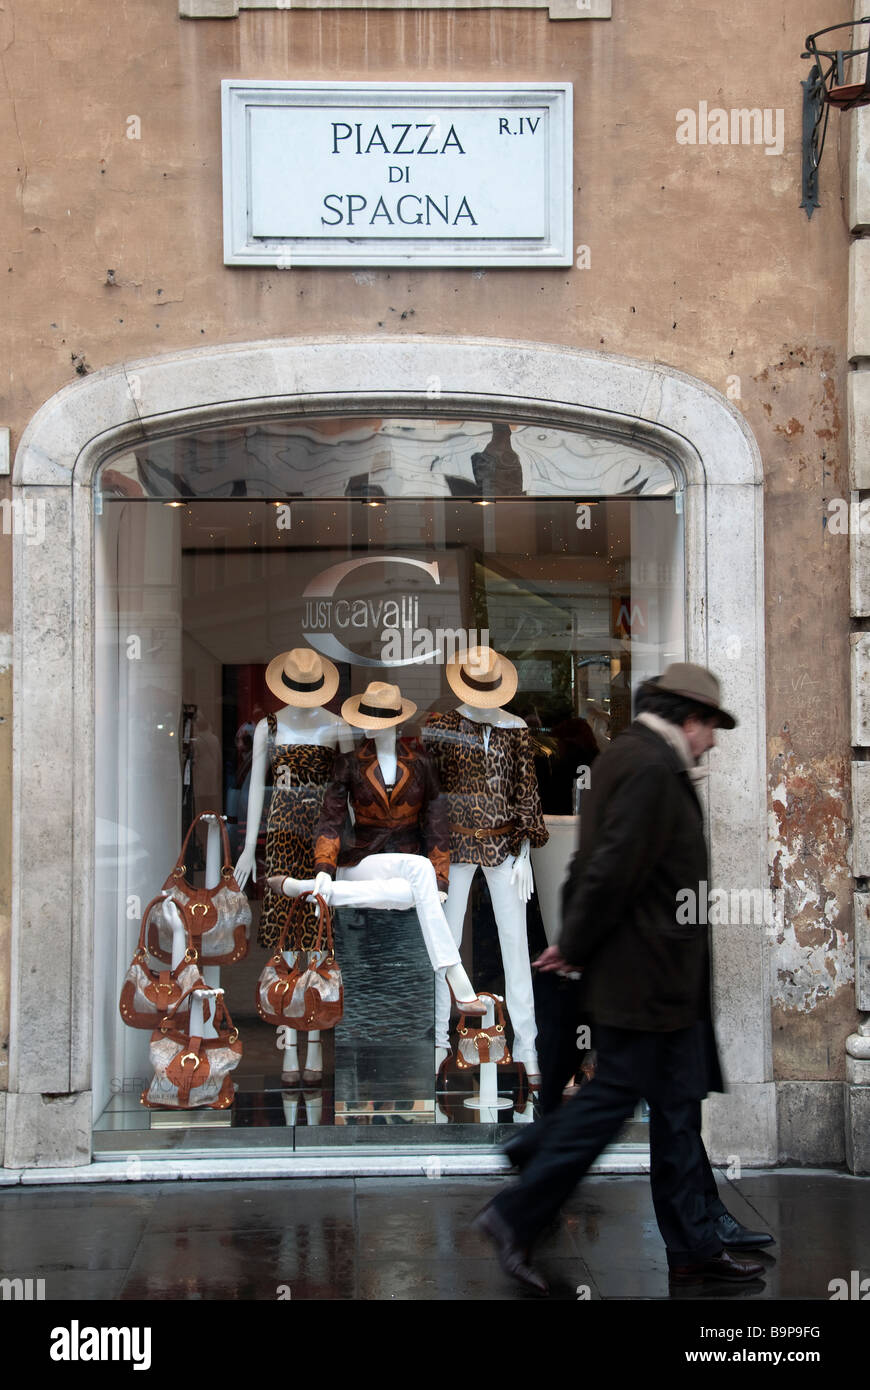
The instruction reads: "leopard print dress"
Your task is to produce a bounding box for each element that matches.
[257,716,336,951]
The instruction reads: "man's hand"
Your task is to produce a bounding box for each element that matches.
[532,944,580,975]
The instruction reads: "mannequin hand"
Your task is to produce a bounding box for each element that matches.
[312,871,334,906]
[510,840,533,904]
[438,890,448,903]
[162,898,182,931]
[234,847,256,890]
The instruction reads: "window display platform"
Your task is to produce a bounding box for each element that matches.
[97,904,650,1158]
[94,1082,650,1157]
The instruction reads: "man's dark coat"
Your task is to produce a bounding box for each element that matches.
[559,721,723,1093]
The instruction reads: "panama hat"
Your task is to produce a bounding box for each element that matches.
[445,645,518,708]
[265,648,340,708]
[640,662,737,729]
[341,681,417,731]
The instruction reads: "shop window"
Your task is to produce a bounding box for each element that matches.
[94,415,682,1154]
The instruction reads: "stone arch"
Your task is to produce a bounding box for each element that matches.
[6,336,770,1170]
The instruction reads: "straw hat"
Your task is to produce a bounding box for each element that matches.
[445,645,518,708]
[342,680,417,731]
[265,648,340,708]
[640,662,737,729]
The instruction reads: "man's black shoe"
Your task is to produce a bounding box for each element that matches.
[713,1211,774,1249]
[473,1204,550,1295]
[669,1249,765,1284]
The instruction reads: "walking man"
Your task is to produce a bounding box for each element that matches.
[475,664,768,1293]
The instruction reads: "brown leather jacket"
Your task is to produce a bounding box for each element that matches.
[422,710,549,865]
[313,736,450,890]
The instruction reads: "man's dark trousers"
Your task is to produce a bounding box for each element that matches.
[494,1022,724,1266]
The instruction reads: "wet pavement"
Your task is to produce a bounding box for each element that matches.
[0,1168,866,1302]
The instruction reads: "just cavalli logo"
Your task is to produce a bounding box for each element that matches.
[302,555,439,668]
[302,554,486,668]
[303,593,422,638]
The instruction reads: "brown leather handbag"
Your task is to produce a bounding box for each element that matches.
[119,895,205,1029]
[256,893,343,1031]
[455,993,513,1069]
[146,814,251,966]
[141,988,243,1110]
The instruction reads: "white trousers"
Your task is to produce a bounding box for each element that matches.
[434,858,538,1065]
[291,853,462,972]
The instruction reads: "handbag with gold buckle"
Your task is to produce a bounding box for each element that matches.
[455,992,512,1068]
[141,987,242,1110]
[146,813,251,966]
[120,895,205,1029]
[255,893,343,1031]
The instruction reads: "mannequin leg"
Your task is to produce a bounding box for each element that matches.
[483,859,539,1072]
[303,1031,322,1083]
[272,858,465,970]
[434,862,476,1051]
[281,1028,300,1085]
[339,854,462,972]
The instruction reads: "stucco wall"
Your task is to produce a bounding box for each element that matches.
[0,0,856,1104]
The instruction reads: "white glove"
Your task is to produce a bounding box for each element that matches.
[234,847,256,890]
[438,890,448,904]
[312,871,334,906]
[510,839,533,904]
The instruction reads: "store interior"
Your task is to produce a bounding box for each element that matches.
[92,417,683,1154]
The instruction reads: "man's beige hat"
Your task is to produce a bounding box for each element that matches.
[265,647,340,708]
[342,680,417,731]
[641,662,737,729]
[445,645,518,708]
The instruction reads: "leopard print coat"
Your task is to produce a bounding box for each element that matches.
[257,717,336,951]
[422,710,548,866]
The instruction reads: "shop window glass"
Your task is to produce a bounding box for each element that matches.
[94,416,683,1154]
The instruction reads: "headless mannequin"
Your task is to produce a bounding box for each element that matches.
[269,722,484,1010]
[433,703,537,1078]
[454,704,533,899]
[236,706,353,1082]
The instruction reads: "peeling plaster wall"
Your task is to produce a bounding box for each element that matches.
[0,0,858,1104]
[762,349,856,1080]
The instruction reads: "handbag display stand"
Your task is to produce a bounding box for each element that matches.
[177,815,223,987]
[461,995,514,1122]
[149,899,231,1129]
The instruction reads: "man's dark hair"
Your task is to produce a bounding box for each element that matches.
[634,685,719,727]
